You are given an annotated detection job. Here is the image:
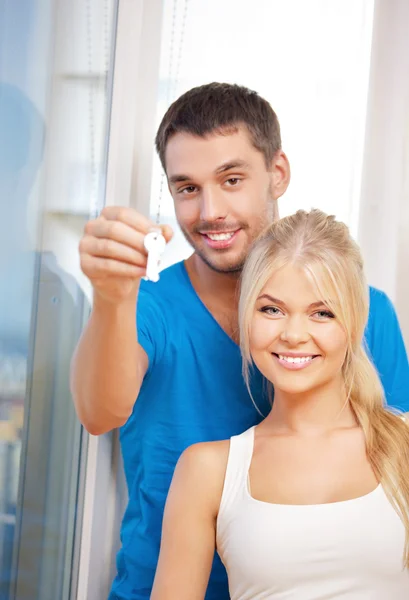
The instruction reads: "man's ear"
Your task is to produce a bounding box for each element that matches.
[270,150,291,200]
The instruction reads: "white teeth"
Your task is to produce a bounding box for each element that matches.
[278,355,314,364]
[207,232,234,241]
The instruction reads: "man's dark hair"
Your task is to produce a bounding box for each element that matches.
[155,82,281,171]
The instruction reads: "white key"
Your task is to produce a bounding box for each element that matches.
[144,230,166,282]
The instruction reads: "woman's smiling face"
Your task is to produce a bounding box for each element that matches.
[250,263,348,396]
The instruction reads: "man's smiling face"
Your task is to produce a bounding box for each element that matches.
[165,126,286,273]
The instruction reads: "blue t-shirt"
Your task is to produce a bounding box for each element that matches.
[109,262,409,600]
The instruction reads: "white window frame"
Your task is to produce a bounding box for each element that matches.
[75,1,165,598]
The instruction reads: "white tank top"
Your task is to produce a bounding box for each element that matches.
[216,426,409,599]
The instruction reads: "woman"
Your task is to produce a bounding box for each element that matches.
[151,209,409,599]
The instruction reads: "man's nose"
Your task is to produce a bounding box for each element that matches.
[199,186,227,222]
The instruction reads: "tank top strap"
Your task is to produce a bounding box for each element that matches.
[217,426,255,529]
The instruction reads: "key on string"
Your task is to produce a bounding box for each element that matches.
[144,230,167,283]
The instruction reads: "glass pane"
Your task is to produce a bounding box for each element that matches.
[0,1,118,598]
[151,0,374,268]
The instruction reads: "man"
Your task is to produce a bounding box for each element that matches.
[71,83,409,599]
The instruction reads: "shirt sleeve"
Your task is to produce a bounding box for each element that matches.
[364,287,409,412]
[136,285,167,376]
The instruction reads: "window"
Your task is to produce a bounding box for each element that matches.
[150,0,375,269]
[0,1,117,598]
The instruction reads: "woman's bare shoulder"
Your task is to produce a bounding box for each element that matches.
[178,439,231,475]
[172,439,231,511]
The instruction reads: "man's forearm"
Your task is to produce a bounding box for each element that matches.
[70,293,148,435]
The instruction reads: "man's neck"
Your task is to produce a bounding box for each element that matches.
[185,253,240,303]
[184,253,241,341]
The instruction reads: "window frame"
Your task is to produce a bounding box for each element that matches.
[74,2,165,598]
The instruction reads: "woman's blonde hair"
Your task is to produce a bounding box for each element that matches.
[239,209,409,566]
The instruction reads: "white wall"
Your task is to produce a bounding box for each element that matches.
[358,0,409,345]
[150,0,376,267]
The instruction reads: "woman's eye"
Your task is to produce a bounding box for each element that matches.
[314,310,335,319]
[259,306,282,316]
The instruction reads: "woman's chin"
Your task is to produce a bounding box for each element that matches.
[268,371,322,397]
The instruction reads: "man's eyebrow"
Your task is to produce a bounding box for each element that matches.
[215,160,251,174]
[168,173,191,184]
[168,160,251,185]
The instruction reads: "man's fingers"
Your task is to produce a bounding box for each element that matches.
[89,210,173,249]
[160,224,174,243]
[80,254,146,279]
[85,219,148,254]
[80,236,147,267]
[100,206,173,244]
[100,206,155,234]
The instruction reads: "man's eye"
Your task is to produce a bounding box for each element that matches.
[179,186,197,194]
[226,178,240,186]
